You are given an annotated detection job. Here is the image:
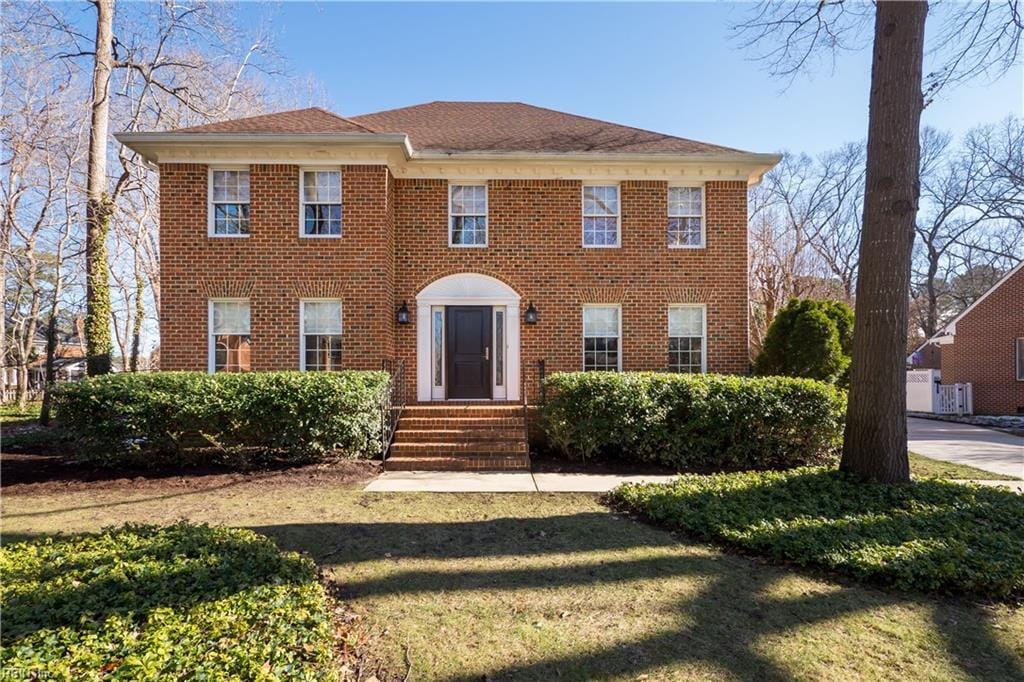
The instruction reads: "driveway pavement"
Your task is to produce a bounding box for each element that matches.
[908,416,1023,479]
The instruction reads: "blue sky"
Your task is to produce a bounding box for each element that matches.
[261,2,1022,155]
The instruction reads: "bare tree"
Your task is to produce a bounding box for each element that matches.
[735,0,1023,482]
[909,120,1024,346]
[34,0,284,375]
[2,6,88,407]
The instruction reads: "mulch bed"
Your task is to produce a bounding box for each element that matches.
[1,450,381,496]
[529,451,677,475]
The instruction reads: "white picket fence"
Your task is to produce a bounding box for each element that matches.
[937,383,973,415]
[906,369,973,415]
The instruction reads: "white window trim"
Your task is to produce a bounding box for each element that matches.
[207,166,250,238]
[582,304,623,371]
[208,298,250,374]
[668,184,706,250]
[448,182,488,248]
[298,167,343,239]
[1016,337,1024,382]
[581,183,621,249]
[299,298,343,370]
[668,304,707,373]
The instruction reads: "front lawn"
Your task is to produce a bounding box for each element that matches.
[0,523,337,681]
[3,482,1022,680]
[0,402,41,426]
[610,468,1024,599]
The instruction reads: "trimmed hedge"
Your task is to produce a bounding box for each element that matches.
[609,468,1024,599]
[541,372,845,470]
[53,371,389,465]
[0,523,337,679]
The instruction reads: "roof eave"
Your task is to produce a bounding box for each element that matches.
[114,132,414,164]
[412,150,782,185]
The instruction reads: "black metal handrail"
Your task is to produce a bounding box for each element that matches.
[538,358,547,405]
[380,358,406,460]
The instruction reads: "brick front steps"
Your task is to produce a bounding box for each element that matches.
[386,403,530,471]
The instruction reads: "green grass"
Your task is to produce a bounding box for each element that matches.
[0,523,337,681]
[611,468,1024,599]
[1,402,41,426]
[910,451,1018,480]
[2,482,1022,680]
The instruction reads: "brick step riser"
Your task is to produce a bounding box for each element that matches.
[393,430,524,443]
[401,408,525,419]
[397,418,524,429]
[386,457,530,472]
[389,444,528,456]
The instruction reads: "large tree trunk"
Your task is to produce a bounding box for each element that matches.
[85,0,115,376]
[39,312,58,425]
[841,1,928,483]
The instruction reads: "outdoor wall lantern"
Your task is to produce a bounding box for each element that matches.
[524,301,539,325]
[396,301,411,325]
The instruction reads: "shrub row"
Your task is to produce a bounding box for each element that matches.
[54,371,389,465]
[609,468,1024,599]
[541,372,845,470]
[0,523,337,680]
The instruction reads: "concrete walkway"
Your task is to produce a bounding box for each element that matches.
[908,416,1023,479]
[363,471,678,492]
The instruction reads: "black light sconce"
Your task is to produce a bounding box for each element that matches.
[524,301,539,325]
[396,301,411,325]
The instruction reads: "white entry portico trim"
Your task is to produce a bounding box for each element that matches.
[416,273,521,402]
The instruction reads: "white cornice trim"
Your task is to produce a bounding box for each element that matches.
[114,133,781,185]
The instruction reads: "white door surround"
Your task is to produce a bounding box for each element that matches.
[415,273,521,402]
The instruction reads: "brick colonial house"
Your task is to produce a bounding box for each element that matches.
[913,260,1024,415]
[118,102,779,469]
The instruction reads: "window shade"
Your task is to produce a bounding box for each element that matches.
[212,301,250,335]
[584,307,619,336]
[303,301,342,335]
[669,307,703,337]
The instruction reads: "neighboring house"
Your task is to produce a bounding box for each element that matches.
[117,102,779,468]
[2,324,86,398]
[913,261,1024,415]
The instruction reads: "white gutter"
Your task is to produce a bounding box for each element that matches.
[114,132,415,164]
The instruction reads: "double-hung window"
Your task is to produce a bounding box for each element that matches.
[583,305,621,371]
[582,185,620,247]
[1016,338,1024,381]
[668,305,705,373]
[301,300,343,371]
[209,300,251,373]
[450,184,487,246]
[668,186,704,248]
[209,169,250,236]
[300,169,342,237]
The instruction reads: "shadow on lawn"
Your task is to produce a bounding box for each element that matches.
[250,511,1023,682]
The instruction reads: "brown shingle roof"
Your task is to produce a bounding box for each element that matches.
[166,101,747,155]
[172,107,375,134]
[350,101,744,155]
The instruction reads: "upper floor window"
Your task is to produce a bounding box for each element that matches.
[209,299,251,373]
[300,169,341,237]
[450,184,487,246]
[583,305,621,371]
[301,300,343,371]
[668,305,705,373]
[668,186,704,248]
[209,169,250,236]
[582,185,620,248]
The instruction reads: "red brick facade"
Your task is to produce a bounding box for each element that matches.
[159,163,750,400]
[940,265,1024,415]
